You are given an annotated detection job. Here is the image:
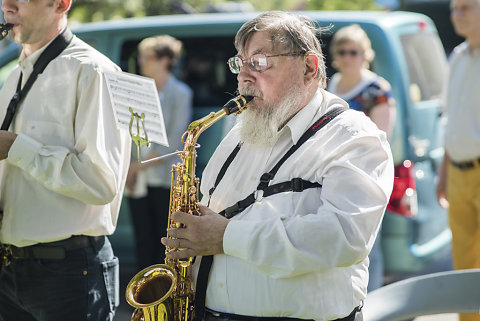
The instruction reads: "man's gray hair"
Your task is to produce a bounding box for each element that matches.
[235,11,327,88]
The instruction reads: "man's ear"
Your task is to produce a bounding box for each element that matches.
[56,0,72,14]
[304,52,319,84]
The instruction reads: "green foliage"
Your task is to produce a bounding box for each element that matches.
[68,0,380,23]
[306,0,380,11]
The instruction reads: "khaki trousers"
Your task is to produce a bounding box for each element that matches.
[447,163,480,321]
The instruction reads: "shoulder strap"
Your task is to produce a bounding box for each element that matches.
[207,142,242,207]
[220,106,347,218]
[256,106,347,190]
[1,28,73,131]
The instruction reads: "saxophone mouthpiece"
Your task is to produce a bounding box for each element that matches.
[0,23,13,41]
[223,95,253,115]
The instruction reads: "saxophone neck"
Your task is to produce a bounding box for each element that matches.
[183,109,226,148]
[182,94,253,147]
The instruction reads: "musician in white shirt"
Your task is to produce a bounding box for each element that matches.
[0,0,130,320]
[162,11,394,321]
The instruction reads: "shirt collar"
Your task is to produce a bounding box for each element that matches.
[19,37,56,72]
[463,41,480,57]
[285,88,325,145]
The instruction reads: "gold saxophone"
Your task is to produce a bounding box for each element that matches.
[0,23,13,41]
[125,94,253,321]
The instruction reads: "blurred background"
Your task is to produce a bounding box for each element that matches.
[64,0,461,54]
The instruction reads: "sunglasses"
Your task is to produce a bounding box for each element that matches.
[336,49,361,57]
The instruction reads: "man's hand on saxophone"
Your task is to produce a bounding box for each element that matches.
[161,203,229,259]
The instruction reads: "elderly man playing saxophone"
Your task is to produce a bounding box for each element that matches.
[162,11,394,321]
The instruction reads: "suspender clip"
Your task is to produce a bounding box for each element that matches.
[254,189,264,201]
[259,173,274,183]
[291,178,304,192]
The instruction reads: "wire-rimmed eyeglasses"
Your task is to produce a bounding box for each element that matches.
[227,52,305,74]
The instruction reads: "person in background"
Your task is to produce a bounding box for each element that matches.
[125,35,193,270]
[436,0,480,320]
[0,0,131,320]
[162,11,394,321]
[327,24,396,292]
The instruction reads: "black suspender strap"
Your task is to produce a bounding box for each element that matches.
[1,28,73,131]
[256,106,347,191]
[220,106,347,219]
[194,254,214,321]
[207,142,242,207]
[194,105,347,321]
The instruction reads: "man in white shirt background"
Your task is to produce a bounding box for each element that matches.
[0,0,130,320]
[436,0,480,320]
[162,11,394,321]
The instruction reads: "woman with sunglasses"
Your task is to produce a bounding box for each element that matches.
[328,24,396,140]
[327,24,396,292]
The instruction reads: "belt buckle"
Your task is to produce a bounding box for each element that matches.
[0,244,12,266]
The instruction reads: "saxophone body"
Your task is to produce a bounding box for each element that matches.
[126,95,252,321]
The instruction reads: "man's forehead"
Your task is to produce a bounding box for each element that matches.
[238,31,274,56]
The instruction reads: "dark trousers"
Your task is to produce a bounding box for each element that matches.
[0,236,119,321]
[128,186,170,270]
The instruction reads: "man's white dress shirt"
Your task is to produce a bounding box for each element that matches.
[0,35,131,247]
[198,89,394,321]
[444,41,480,162]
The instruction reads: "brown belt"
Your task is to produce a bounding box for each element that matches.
[451,157,480,170]
[1,235,104,261]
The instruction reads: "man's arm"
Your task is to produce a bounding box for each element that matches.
[6,65,130,205]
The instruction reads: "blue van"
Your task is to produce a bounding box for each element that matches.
[0,10,450,279]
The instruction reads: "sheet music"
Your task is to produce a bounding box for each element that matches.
[104,71,169,147]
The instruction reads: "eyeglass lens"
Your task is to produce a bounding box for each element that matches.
[228,54,270,74]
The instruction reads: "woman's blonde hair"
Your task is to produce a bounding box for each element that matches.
[330,24,375,68]
[138,35,183,71]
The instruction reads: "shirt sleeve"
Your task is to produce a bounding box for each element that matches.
[7,65,130,205]
[223,117,394,279]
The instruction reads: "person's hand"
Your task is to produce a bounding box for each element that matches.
[436,154,449,209]
[161,204,229,259]
[436,177,449,209]
[0,131,17,160]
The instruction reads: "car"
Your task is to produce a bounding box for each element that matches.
[0,10,451,280]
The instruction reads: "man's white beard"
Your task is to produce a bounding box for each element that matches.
[239,85,304,147]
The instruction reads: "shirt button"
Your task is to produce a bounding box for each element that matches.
[217,283,224,288]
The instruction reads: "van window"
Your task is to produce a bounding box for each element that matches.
[400,32,447,102]
[120,36,239,109]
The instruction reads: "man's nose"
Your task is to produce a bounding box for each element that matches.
[237,66,255,86]
[1,0,17,15]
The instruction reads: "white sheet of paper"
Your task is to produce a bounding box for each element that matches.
[104,71,169,147]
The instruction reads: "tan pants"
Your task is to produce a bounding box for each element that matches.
[447,163,480,321]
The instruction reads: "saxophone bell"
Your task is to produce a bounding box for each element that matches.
[126,264,177,321]
[0,23,13,41]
